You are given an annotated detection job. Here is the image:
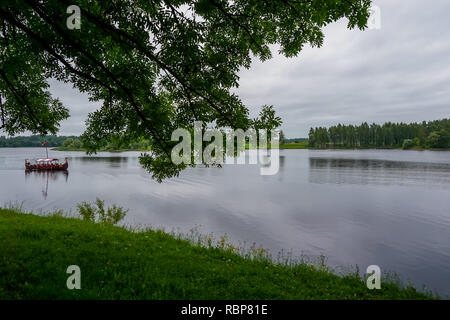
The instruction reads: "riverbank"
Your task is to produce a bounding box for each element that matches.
[280,142,309,149]
[52,143,309,152]
[51,146,151,152]
[308,146,450,151]
[2,143,447,152]
[0,208,433,299]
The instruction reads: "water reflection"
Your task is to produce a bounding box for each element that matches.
[69,156,131,168]
[25,170,69,199]
[276,155,286,181]
[308,157,450,187]
[309,157,450,171]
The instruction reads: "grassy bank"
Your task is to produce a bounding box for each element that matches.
[17,143,449,152]
[52,147,151,152]
[308,145,450,151]
[0,208,433,300]
[280,142,309,149]
[245,142,309,150]
[51,146,87,151]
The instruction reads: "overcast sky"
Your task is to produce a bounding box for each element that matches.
[51,0,450,138]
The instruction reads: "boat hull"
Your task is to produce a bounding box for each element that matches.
[25,162,68,171]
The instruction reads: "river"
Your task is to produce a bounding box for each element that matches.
[1,147,449,296]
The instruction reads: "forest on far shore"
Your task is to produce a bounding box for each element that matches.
[2,118,450,150]
[308,118,450,149]
[0,135,77,148]
[0,134,151,152]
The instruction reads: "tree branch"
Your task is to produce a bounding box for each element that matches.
[0,94,5,130]
[0,68,43,132]
[0,8,116,95]
[207,0,263,50]
[58,0,235,127]
[24,0,172,156]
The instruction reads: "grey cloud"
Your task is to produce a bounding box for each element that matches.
[236,0,450,137]
[51,0,450,138]
[49,79,101,136]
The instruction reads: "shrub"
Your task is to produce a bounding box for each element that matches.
[77,198,128,225]
[63,138,74,147]
[426,130,450,148]
[71,139,82,149]
[402,139,415,149]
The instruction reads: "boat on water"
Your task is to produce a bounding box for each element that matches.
[25,158,69,171]
[24,140,69,171]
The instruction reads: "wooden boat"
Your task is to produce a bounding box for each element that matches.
[25,158,69,171]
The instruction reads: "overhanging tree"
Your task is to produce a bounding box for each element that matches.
[0,0,371,180]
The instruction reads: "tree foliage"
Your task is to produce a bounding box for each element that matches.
[308,119,450,149]
[402,139,415,150]
[0,0,372,180]
[425,129,450,148]
[0,134,76,147]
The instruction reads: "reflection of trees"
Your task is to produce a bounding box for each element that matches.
[72,156,130,168]
[309,158,450,171]
[308,157,450,186]
[25,170,69,199]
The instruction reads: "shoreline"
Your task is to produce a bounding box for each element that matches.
[0,207,435,300]
[0,145,448,152]
[51,147,151,152]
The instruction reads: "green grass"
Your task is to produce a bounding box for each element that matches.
[52,147,151,152]
[0,208,434,300]
[51,146,88,151]
[280,142,309,149]
[245,142,309,150]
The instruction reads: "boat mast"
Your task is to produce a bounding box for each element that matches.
[42,140,48,158]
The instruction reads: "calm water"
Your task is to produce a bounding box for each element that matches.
[1,148,450,296]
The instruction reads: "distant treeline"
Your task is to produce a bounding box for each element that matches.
[56,135,151,151]
[308,119,450,149]
[0,135,77,148]
[0,134,151,151]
